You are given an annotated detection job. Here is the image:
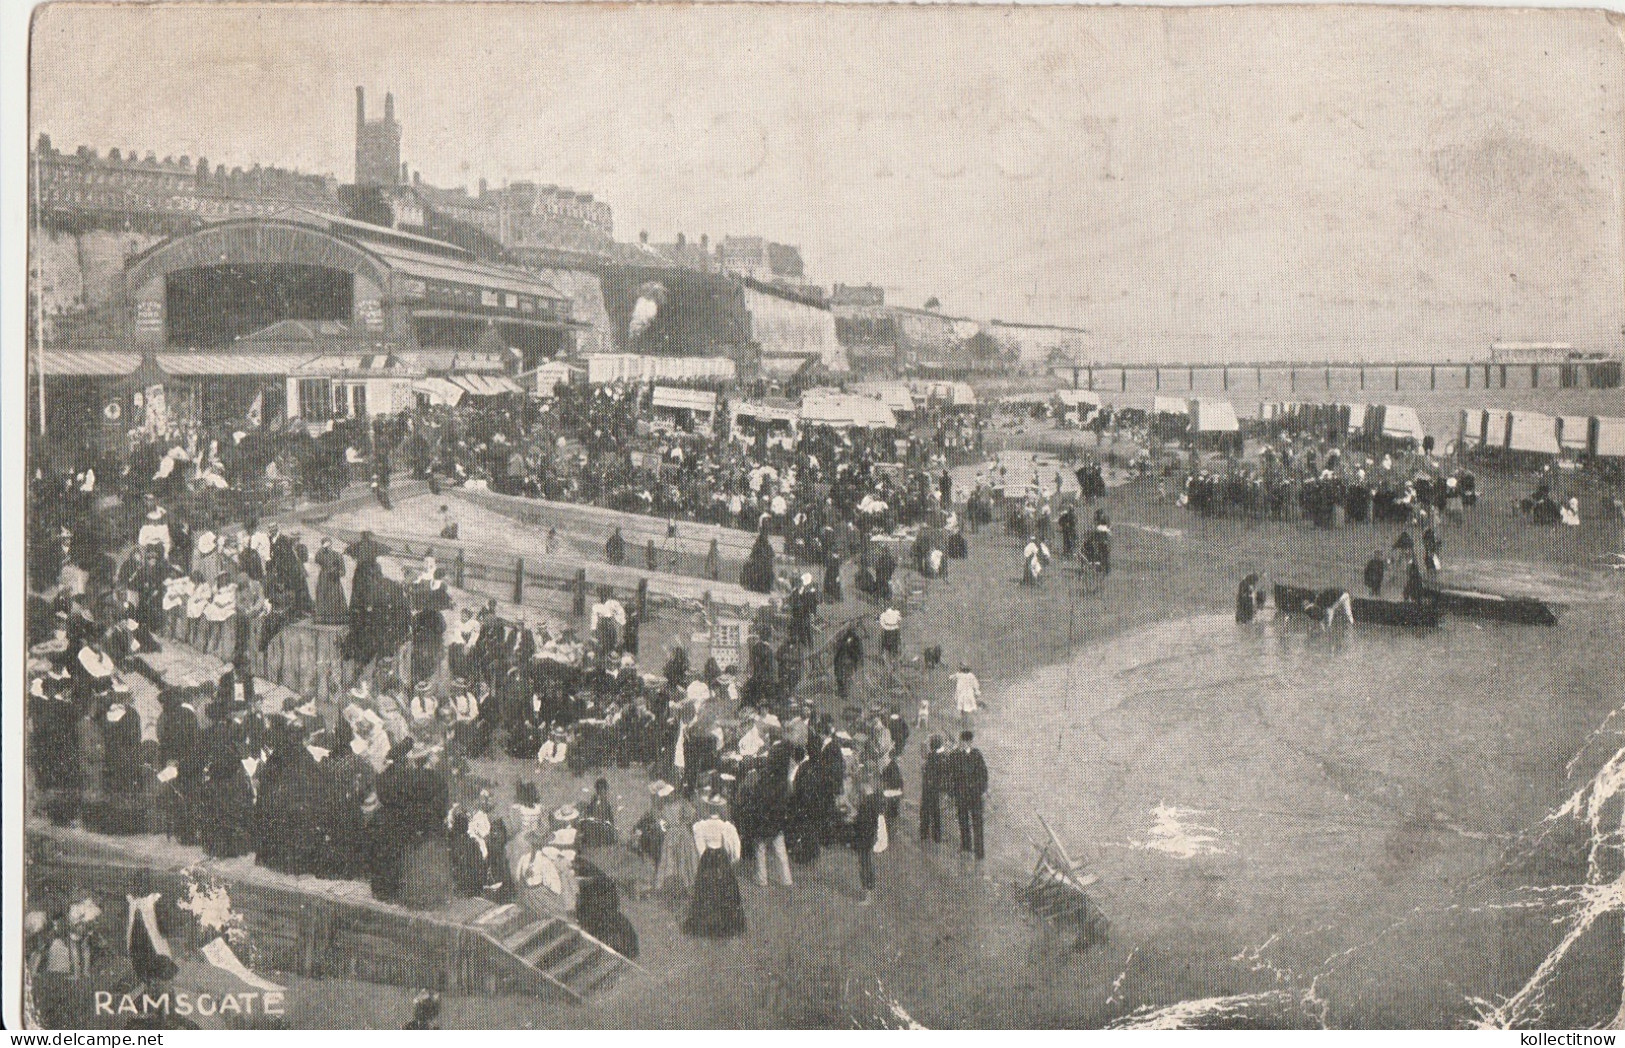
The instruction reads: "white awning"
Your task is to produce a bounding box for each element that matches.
[413,377,466,406]
[156,353,303,376]
[40,350,142,377]
[800,393,897,429]
[916,380,976,407]
[292,354,425,378]
[651,386,718,413]
[733,401,800,424]
[1152,396,1190,416]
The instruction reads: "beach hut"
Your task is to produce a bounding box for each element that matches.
[1589,416,1625,459]
[1558,416,1591,455]
[1188,398,1240,434]
[1506,411,1560,456]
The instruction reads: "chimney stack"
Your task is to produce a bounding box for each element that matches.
[384,91,394,122]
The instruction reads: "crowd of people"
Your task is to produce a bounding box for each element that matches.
[26,381,1014,989]
[1178,440,1479,528]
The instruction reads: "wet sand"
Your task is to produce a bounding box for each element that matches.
[982,606,1625,1026]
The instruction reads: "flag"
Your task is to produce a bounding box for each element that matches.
[246,390,263,428]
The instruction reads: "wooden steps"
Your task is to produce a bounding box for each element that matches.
[26,826,640,1004]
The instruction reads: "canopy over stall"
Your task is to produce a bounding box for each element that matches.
[448,373,523,397]
[800,392,898,429]
[1055,389,1102,409]
[528,360,582,398]
[913,380,977,407]
[649,385,720,435]
[853,382,916,414]
[412,376,466,407]
[651,386,719,414]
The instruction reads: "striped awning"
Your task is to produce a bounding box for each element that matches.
[399,350,510,373]
[292,354,425,377]
[448,374,521,396]
[155,353,303,376]
[40,350,142,377]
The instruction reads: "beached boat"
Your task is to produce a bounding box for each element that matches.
[1351,597,1441,628]
[1272,584,1440,627]
[1419,585,1558,626]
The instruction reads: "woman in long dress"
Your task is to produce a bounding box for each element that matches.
[575,866,639,958]
[653,792,699,898]
[198,730,254,859]
[681,796,745,939]
[397,748,454,909]
[314,719,372,879]
[409,571,452,690]
[312,539,348,626]
[577,777,618,849]
[511,834,578,919]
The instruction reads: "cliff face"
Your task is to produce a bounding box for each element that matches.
[31,228,162,341]
[529,267,613,356]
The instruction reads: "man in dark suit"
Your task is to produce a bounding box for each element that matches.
[156,690,204,845]
[919,734,947,844]
[945,730,988,860]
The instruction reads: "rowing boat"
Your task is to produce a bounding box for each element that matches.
[1418,585,1557,626]
[1272,584,1440,627]
[1350,597,1441,628]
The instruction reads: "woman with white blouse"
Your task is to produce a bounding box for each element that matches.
[681,795,745,938]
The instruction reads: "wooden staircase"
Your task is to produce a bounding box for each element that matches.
[470,902,636,1002]
[27,829,640,1004]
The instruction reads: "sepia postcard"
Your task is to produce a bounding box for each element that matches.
[8,0,1625,1033]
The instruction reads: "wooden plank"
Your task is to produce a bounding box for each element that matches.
[313,521,770,613]
[1037,814,1080,874]
[453,489,780,557]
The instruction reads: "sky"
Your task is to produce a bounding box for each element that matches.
[29,2,1625,362]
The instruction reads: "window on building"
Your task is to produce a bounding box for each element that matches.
[299,378,332,421]
[351,384,367,418]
